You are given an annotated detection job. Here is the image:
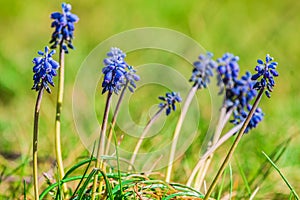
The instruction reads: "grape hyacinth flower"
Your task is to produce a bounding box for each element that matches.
[229,71,257,108]
[189,52,217,89]
[166,52,216,182]
[105,65,140,155]
[32,46,59,93]
[231,105,264,133]
[93,47,133,197]
[227,71,264,133]
[50,2,79,53]
[204,55,279,199]
[216,53,240,94]
[158,92,182,115]
[31,47,59,199]
[102,47,128,94]
[50,3,79,192]
[252,54,279,98]
[123,66,140,93]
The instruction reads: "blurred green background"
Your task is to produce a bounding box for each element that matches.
[0,0,299,199]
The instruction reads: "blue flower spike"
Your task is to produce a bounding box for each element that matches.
[251,54,279,98]
[231,105,264,133]
[102,48,128,94]
[124,66,140,93]
[50,2,79,53]
[224,70,263,133]
[32,47,60,93]
[158,92,182,115]
[226,71,257,108]
[216,53,240,94]
[190,52,217,89]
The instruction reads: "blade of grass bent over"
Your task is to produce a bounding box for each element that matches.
[262,151,299,200]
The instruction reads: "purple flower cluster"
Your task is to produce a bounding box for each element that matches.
[252,54,279,98]
[102,47,139,95]
[123,66,140,93]
[226,71,257,109]
[50,3,79,53]
[216,53,240,94]
[231,105,264,133]
[32,47,59,93]
[158,92,182,116]
[227,71,263,133]
[189,52,217,89]
[215,53,266,133]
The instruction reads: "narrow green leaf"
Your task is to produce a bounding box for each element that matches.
[235,157,251,195]
[113,127,123,199]
[229,163,233,200]
[262,151,299,200]
[71,142,96,197]
[217,166,227,200]
[78,168,99,200]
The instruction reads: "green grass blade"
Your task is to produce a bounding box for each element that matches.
[40,176,88,199]
[162,191,204,200]
[23,179,26,200]
[98,170,114,199]
[1,156,30,183]
[249,137,291,187]
[217,166,227,200]
[171,183,203,196]
[71,143,96,197]
[229,163,233,200]
[63,157,97,179]
[262,151,299,200]
[55,173,62,200]
[77,168,99,200]
[235,156,251,195]
[112,179,137,194]
[113,128,123,199]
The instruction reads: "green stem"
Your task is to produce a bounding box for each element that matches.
[105,81,128,155]
[33,86,44,200]
[165,86,198,182]
[129,106,165,170]
[113,130,123,198]
[203,89,264,199]
[92,92,113,200]
[55,43,67,193]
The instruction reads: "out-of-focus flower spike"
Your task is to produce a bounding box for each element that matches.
[189,52,217,89]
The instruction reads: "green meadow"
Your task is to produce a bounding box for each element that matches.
[0,0,299,199]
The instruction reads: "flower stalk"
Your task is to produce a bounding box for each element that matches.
[50,2,79,194]
[129,105,165,170]
[105,81,128,156]
[165,85,197,182]
[166,52,216,182]
[32,87,44,200]
[92,92,113,200]
[54,41,66,192]
[31,46,59,199]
